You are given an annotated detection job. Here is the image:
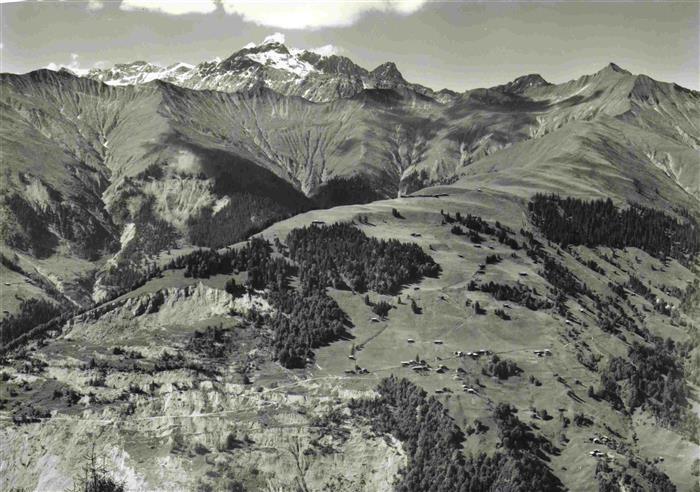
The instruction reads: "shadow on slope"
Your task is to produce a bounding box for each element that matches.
[173,142,314,248]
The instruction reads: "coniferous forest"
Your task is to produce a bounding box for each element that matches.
[168,223,440,368]
[351,376,563,492]
[169,237,345,367]
[528,194,699,262]
[598,338,697,438]
[3,9,700,490]
[186,192,295,249]
[0,298,62,347]
[286,222,441,294]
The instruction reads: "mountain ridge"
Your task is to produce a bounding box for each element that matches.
[1,43,700,492]
[81,36,698,104]
[1,55,698,321]
[85,37,453,103]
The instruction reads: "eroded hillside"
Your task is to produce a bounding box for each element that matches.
[1,187,698,491]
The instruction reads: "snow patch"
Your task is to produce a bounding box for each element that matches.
[99,61,197,86]
[261,32,285,45]
[246,49,317,78]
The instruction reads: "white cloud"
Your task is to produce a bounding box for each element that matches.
[92,60,111,69]
[120,0,217,15]
[308,44,342,57]
[222,0,427,29]
[86,0,104,11]
[244,33,341,57]
[113,1,426,25]
[261,32,285,45]
[46,53,91,76]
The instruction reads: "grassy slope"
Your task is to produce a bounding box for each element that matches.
[0,186,697,490]
[255,188,698,490]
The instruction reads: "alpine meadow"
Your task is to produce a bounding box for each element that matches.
[1,2,699,491]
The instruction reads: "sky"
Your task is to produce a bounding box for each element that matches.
[0,0,698,91]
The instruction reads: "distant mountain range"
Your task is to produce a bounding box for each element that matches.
[86,35,456,103]
[1,37,698,313]
[83,39,699,200]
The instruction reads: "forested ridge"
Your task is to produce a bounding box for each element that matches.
[169,223,439,368]
[286,223,440,294]
[186,192,296,249]
[350,376,563,492]
[0,299,63,347]
[597,338,698,440]
[528,194,699,263]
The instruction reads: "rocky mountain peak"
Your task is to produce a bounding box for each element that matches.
[598,62,632,76]
[300,53,367,77]
[497,73,551,94]
[371,61,406,84]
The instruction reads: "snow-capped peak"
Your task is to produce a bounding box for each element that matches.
[89,60,196,86]
[261,32,286,46]
[245,46,318,78]
[224,33,320,78]
[84,36,432,103]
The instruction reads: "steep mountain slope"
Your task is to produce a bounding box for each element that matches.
[416,64,699,200]
[0,71,313,310]
[1,188,697,491]
[1,57,698,325]
[86,40,699,199]
[1,48,699,491]
[454,117,699,213]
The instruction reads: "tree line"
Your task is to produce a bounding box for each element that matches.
[528,194,699,263]
[596,337,697,440]
[186,192,294,249]
[350,376,563,491]
[169,224,437,368]
[0,298,62,347]
[286,223,440,295]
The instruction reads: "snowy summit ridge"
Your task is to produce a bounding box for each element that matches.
[84,33,447,102]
